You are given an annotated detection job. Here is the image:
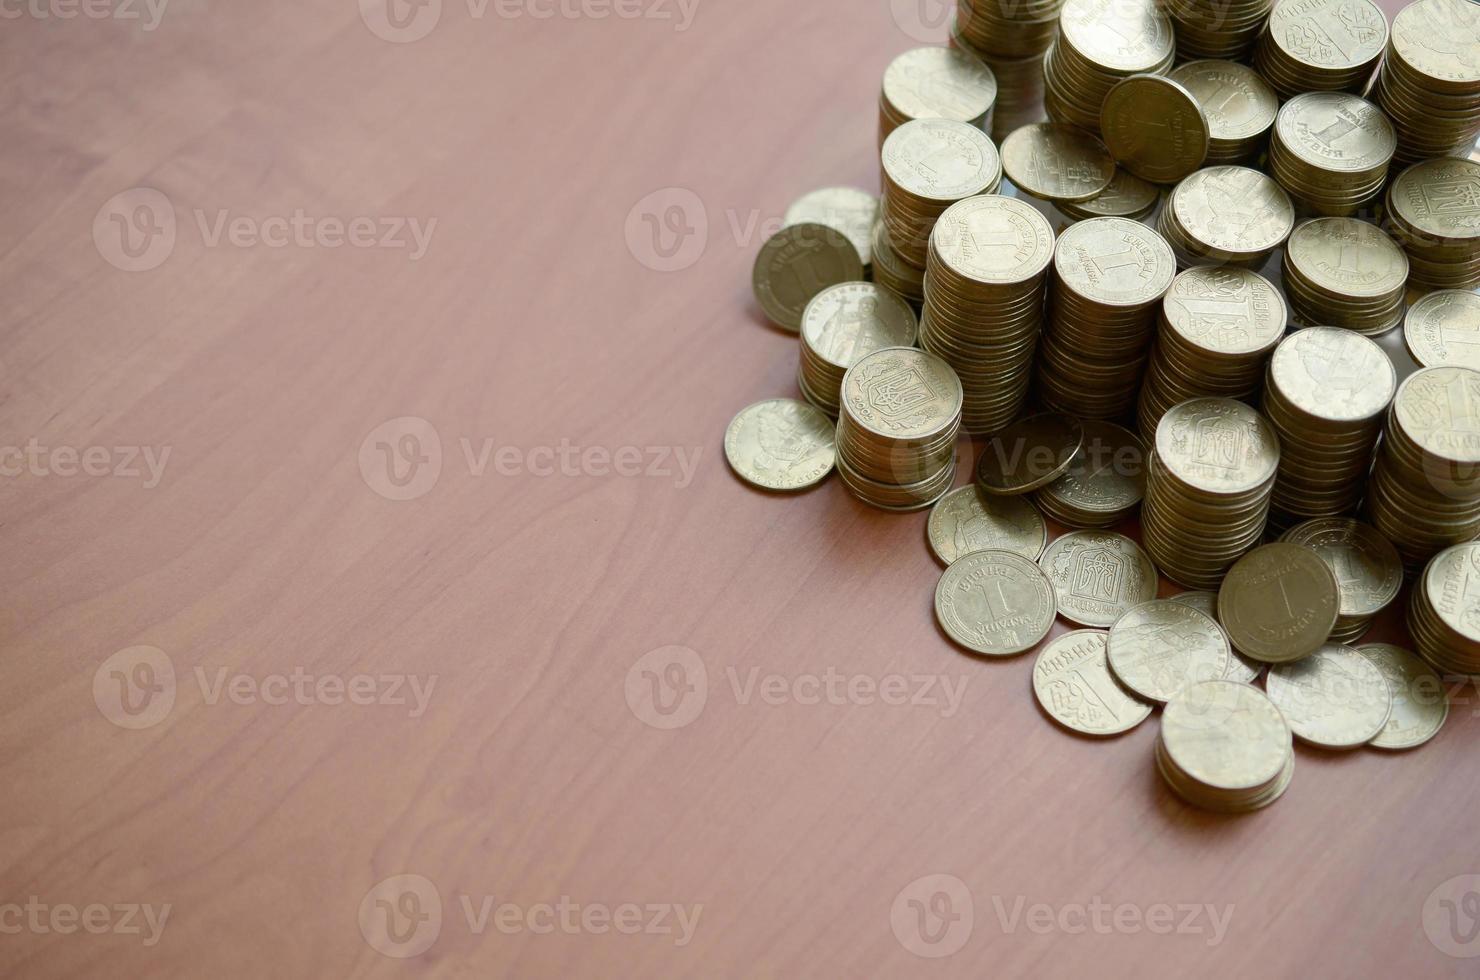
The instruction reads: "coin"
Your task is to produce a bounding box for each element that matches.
[1281,519,1403,635]
[724,399,837,491]
[1281,218,1407,334]
[1405,291,1480,371]
[1158,680,1294,812]
[934,549,1058,656]
[1107,599,1232,703]
[1359,643,1450,750]
[752,224,864,331]
[1377,0,1480,166]
[1169,60,1278,164]
[1056,168,1160,221]
[1099,75,1209,184]
[784,187,880,267]
[1266,643,1393,749]
[1253,0,1387,100]
[1218,543,1341,664]
[999,122,1115,202]
[1408,543,1480,675]
[881,46,999,144]
[799,282,918,414]
[928,485,1048,565]
[1155,397,1279,496]
[1033,630,1154,736]
[1268,93,1396,215]
[1038,531,1158,627]
[1157,166,1294,268]
[1168,591,1263,683]
[1034,421,1146,527]
[977,413,1084,495]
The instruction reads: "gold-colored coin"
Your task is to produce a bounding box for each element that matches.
[1391,366,1480,465]
[934,549,1058,656]
[1034,420,1146,526]
[1265,644,1393,749]
[1059,0,1174,74]
[977,413,1084,495]
[999,123,1115,202]
[1281,518,1403,622]
[1107,599,1232,703]
[784,187,880,267]
[1388,0,1480,88]
[1218,543,1341,664]
[883,118,1003,203]
[1056,168,1160,221]
[840,347,964,443]
[1158,680,1294,811]
[1038,531,1158,627]
[724,399,836,491]
[1168,591,1263,683]
[1169,60,1278,163]
[1405,291,1480,371]
[1359,643,1449,751]
[1033,630,1153,736]
[1052,216,1176,308]
[882,46,999,127]
[1099,75,1209,184]
[1155,397,1279,496]
[801,283,918,372]
[927,485,1048,565]
[930,194,1056,285]
[752,224,864,332]
[1160,166,1294,267]
[1161,267,1286,357]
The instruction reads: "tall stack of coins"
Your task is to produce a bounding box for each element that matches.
[1044,0,1174,134]
[1281,219,1408,336]
[881,119,1003,270]
[1033,420,1147,528]
[1156,680,1295,813]
[1137,268,1286,438]
[1368,366,1480,570]
[1168,61,1278,166]
[1252,0,1388,100]
[1384,159,1480,290]
[798,283,919,416]
[1262,328,1394,526]
[1281,518,1404,645]
[1164,0,1272,61]
[835,347,963,511]
[1267,93,1396,216]
[1142,397,1279,588]
[1036,217,1175,420]
[956,0,1062,61]
[1409,542,1480,675]
[1405,291,1480,371]
[870,219,926,308]
[922,195,1054,434]
[1374,0,1480,168]
[878,47,999,149]
[1158,167,1294,269]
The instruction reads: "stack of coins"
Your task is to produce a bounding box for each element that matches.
[1169,61,1278,166]
[1409,542,1480,676]
[1374,0,1480,168]
[870,218,926,308]
[948,16,1049,143]
[881,118,1003,270]
[1163,0,1273,61]
[1033,420,1147,528]
[835,347,963,511]
[922,195,1054,434]
[1156,680,1295,813]
[1157,166,1294,269]
[1252,0,1388,100]
[1281,219,1408,336]
[1267,93,1396,216]
[1055,169,1159,223]
[1368,366,1480,571]
[1262,328,1394,526]
[1036,217,1176,420]
[878,47,999,149]
[1282,518,1404,645]
[798,283,919,416]
[955,0,1062,61]
[1044,0,1174,134]
[1385,158,1480,290]
[1405,291,1480,371]
[1142,397,1280,589]
[1137,268,1286,438]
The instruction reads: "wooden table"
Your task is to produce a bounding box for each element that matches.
[5,0,1477,976]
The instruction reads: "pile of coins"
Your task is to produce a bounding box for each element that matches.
[1374,0,1480,167]
[1252,0,1388,100]
[1157,166,1294,269]
[878,47,999,149]
[1141,398,1279,589]
[1281,218,1408,335]
[1405,291,1480,371]
[835,347,963,511]
[1268,93,1396,215]
[881,119,1002,270]
[1282,518,1404,645]
[922,195,1053,434]
[1164,0,1272,61]
[798,283,918,416]
[870,219,925,307]
[1368,366,1480,570]
[1055,169,1159,223]
[1169,61,1278,166]
[1036,217,1175,420]
[1384,158,1480,290]
[955,0,1062,61]
[1410,542,1480,675]
[1033,420,1146,528]
[1155,680,1294,813]
[1044,0,1174,134]
[1262,327,1395,526]
[1137,268,1286,438]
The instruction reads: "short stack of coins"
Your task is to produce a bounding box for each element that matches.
[1374,0,1480,168]
[1252,0,1388,100]
[798,283,919,416]
[1156,680,1295,813]
[1033,420,1147,528]
[1368,366,1480,571]
[878,47,999,149]
[1158,166,1295,269]
[1409,542,1480,675]
[1169,61,1279,166]
[1044,0,1174,134]
[1282,518,1404,645]
[1281,218,1408,336]
[881,118,1003,270]
[1384,158,1480,290]
[955,0,1062,61]
[1036,217,1175,421]
[922,195,1054,434]
[1267,93,1396,216]
[1262,328,1394,527]
[1164,0,1273,61]
[835,347,963,511]
[1137,267,1286,437]
[870,218,926,308]
[1142,397,1279,588]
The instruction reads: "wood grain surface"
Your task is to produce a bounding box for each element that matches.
[4,0,1477,977]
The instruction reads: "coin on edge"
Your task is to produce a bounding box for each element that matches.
[1359,643,1449,751]
[935,549,1058,656]
[752,223,864,332]
[1218,543,1340,664]
[1107,599,1232,703]
[1000,122,1116,202]
[928,485,1049,565]
[977,413,1084,495]
[724,398,837,491]
[1038,531,1158,627]
[1266,644,1393,750]
[1099,74,1210,184]
[1034,630,1154,736]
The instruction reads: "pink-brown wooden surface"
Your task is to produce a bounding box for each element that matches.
[3,0,1475,977]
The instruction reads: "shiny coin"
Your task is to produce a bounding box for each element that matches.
[1107,599,1233,703]
[1052,216,1176,308]
[1100,75,1209,184]
[882,46,999,127]
[802,283,917,372]
[1059,0,1174,74]
[1038,531,1158,627]
[1056,168,1160,220]
[1169,60,1278,163]
[724,398,837,491]
[1035,420,1146,525]
[1159,680,1293,802]
[977,413,1084,495]
[1160,166,1293,266]
[1218,543,1341,664]
[1266,643,1393,749]
[883,118,1003,203]
[1391,366,1480,465]
[753,224,864,332]
[1000,122,1115,202]
[1033,629,1154,736]
[1156,397,1280,495]
[1405,291,1480,370]
[1359,643,1449,750]
[784,187,880,267]
[928,485,1048,565]
[1281,519,1403,621]
[1169,591,1263,683]
[1266,326,1395,424]
[1388,0,1480,87]
[934,549,1058,656]
[840,347,964,443]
